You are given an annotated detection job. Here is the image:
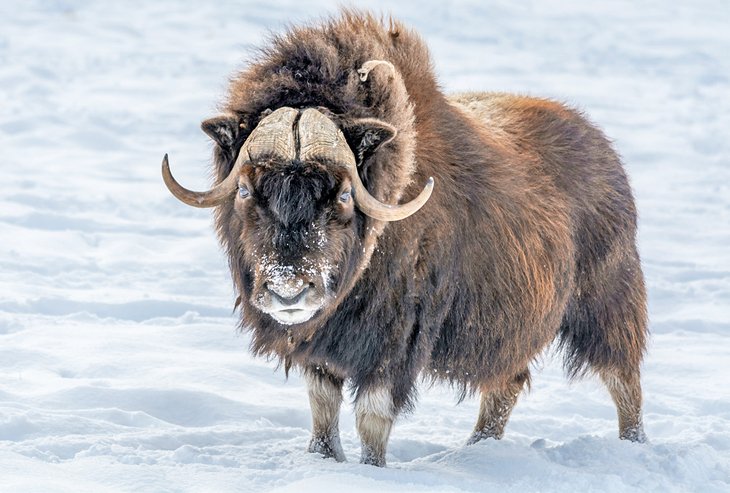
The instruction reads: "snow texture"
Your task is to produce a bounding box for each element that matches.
[1,1,729,492]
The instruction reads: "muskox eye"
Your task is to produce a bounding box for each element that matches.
[238,185,250,199]
[339,189,351,203]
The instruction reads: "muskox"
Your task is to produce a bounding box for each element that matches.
[162,11,648,466]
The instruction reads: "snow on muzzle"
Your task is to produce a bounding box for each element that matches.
[252,256,330,325]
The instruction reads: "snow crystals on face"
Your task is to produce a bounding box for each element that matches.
[260,254,301,298]
[307,222,328,250]
[257,221,332,295]
[259,251,331,298]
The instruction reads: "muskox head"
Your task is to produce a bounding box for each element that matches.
[163,104,433,326]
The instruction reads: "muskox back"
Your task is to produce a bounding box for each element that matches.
[162,10,648,466]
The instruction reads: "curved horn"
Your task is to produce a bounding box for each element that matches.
[298,108,433,222]
[351,174,434,222]
[162,152,246,208]
[162,107,299,208]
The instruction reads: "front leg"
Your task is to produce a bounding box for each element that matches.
[305,367,346,462]
[355,385,396,467]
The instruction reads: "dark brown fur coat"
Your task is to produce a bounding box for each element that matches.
[210,11,647,413]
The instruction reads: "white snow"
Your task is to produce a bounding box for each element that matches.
[1,1,729,492]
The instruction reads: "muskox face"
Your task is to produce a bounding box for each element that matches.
[162,106,433,327]
[235,153,356,325]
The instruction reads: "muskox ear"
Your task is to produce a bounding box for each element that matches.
[341,118,397,165]
[201,115,240,151]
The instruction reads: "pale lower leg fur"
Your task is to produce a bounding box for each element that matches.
[305,369,346,461]
[468,370,529,444]
[355,386,395,466]
[600,368,647,443]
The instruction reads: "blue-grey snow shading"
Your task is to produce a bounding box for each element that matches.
[1,1,729,492]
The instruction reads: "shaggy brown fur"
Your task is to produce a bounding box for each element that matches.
[200,10,648,466]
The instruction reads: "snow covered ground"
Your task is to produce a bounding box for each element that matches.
[1,1,729,491]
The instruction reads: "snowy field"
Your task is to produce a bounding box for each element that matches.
[1,1,729,491]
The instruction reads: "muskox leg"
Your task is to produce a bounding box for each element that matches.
[559,248,648,442]
[355,386,395,467]
[467,369,530,445]
[600,368,647,443]
[304,367,346,462]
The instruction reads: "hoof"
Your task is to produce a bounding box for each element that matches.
[466,429,502,445]
[359,454,386,467]
[359,444,386,467]
[620,424,648,443]
[308,435,346,462]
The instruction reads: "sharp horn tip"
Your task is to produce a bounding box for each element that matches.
[422,177,435,196]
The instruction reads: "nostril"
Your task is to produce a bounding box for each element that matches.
[269,285,309,306]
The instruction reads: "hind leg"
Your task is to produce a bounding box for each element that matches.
[561,249,648,442]
[600,368,646,442]
[563,317,648,443]
[467,370,530,444]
